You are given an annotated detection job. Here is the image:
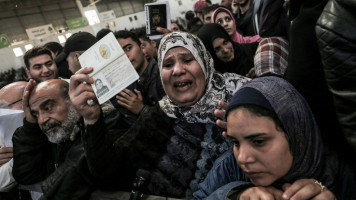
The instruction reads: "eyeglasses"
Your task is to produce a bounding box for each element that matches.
[7,98,22,107]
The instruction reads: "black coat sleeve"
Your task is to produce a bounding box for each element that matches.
[82,105,174,190]
[12,119,54,185]
[258,0,290,38]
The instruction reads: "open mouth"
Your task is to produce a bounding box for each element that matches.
[174,81,192,89]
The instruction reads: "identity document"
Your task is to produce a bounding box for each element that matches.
[79,32,139,105]
[145,1,171,40]
[0,109,24,147]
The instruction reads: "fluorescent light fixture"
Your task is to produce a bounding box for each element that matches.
[13,47,24,57]
[24,44,34,51]
[65,33,72,38]
[85,10,100,25]
[58,35,66,44]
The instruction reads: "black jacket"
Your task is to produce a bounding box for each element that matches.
[111,58,165,125]
[12,111,129,200]
[315,0,356,155]
[12,119,94,200]
[235,0,289,38]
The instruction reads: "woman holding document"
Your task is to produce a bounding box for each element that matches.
[68,32,249,198]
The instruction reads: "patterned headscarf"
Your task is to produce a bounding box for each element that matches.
[226,76,328,187]
[158,32,250,123]
[254,37,289,77]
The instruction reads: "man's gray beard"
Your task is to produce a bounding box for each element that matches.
[46,104,80,144]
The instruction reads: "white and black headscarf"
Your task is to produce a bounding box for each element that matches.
[158,32,250,124]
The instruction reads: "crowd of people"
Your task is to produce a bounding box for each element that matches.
[0,0,355,199]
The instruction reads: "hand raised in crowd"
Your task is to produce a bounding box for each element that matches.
[0,147,13,167]
[22,79,37,124]
[69,67,101,126]
[231,0,239,14]
[116,89,144,115]
[282,179,336,200]
[239,186,284,200]
[214,100,228,134]
[156,27,172,37]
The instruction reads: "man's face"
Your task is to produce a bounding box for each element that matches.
[26,54,58,83]
[171,23,181,32]
[220,0,233,9]
[204,11,214,23]
[66,53,82,74]
[139,39,158,61]
[235,0,250,7]
[29,82,80,143]
[0,82,26,110]
[117,37,147,75]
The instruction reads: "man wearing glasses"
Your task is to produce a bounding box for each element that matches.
[24,46,59,83]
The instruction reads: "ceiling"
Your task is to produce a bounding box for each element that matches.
[0,0,156,11]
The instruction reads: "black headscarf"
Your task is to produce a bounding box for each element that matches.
[197,23,258,76]
[226,76,334,188]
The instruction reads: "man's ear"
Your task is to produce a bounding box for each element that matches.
[74,53,81,65]
[25,68,31,79]
[151,40,157,48]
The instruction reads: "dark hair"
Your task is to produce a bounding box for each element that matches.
[229,104,285,134]
[96,28,112,40]
[114,30,141,46]
[185,10,195,21]
[171,21,185,32]
[188,17,203,31]
[24,46,53,69]
[202,4,221,19]
[43,42,63,55]
[95,79,102,85]
[137,29,150,42]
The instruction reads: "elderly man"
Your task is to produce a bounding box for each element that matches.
[12,79,96,199]
[24,46,59,83]
[0,81,26,194]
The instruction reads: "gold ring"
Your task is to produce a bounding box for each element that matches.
[314,180,325,192]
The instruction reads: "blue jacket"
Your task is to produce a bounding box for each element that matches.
[192,149,252,199]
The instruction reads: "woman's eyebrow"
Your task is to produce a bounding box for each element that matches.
[244,133,266,140]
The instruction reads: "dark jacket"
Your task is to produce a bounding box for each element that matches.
[110,58,165,125]
[284,0,354,163]
[193,149,356,200]
[12,119,94,200]
[315,0,356,155]
[82,104,230,198]
[138,58,165,106]
[12,111,129,200]
[235,0,290,38]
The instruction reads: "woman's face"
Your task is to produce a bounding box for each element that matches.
[161,47,206,106]
[226,108,293,186]
[213,38,234,62]
[96,80,103,90]
[215,12,234,36]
